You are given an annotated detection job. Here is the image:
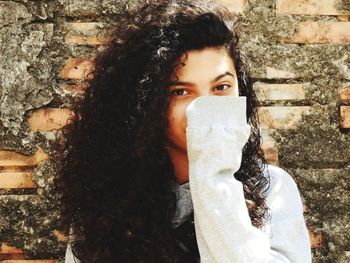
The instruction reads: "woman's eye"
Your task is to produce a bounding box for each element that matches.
[215,84,231,91]
[170,85,231,96]
[171,89,189,96]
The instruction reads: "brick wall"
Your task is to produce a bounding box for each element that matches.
[0,0,349,262]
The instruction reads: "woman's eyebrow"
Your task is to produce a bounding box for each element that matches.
[170,71,235,86]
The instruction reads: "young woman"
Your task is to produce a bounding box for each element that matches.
[56,0,312,262]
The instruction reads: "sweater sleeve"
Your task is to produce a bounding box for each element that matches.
[264,165,312,262]
[186,125,312,263]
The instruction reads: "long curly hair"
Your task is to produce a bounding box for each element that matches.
[54,0,271,262]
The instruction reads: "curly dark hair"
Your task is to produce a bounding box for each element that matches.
[54,0,271,262]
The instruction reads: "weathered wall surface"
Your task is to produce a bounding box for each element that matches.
[0,0,349,262]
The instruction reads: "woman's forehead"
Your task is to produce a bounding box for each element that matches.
[171,47,237,81]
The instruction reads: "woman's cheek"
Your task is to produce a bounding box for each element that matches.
[170,98,190,133]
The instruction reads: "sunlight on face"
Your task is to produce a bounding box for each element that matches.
[166,46,239,153]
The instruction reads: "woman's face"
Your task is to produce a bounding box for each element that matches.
[166,46,239,153]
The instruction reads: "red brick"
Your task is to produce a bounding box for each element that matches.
[260,129,278,164]
[307,227,323,249]
[60,58,94,80]
[0,148,49,167]
[63,84,87,94]
[65,22,103,32]
[0,243,26,260]
[65,35,108,45]
[26,108,75,132]
[281,22,350,44]
[265,67,296,79]
[262,143,278,164]
[0,254,26,260]
[64,22,109,45]
[0,172,36,189]
[254,82,306,101]
[216,0,247,14]
[53,230,68,242]
[339,84,350,101]
[258,106,311,129]
[276,0,350,16]
[0,243,25,256]
[340,106,350,128]
[338,15,350,22]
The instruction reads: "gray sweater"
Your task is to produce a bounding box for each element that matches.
[65,96,312,262]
